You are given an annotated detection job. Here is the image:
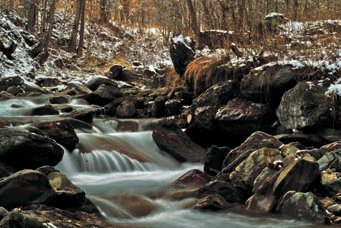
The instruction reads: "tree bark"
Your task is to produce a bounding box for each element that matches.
[185,0,202,48]
[69,0,82,52]
[27,0,38,33]
[77,0,86,56]
[42,0,57,54]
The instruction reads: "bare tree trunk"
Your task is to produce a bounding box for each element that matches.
[77,0,86,56]
[201,0,213,29]
[100,0,109,24]
[42,0,57,54]
[186,0,201,48]
[69,0,82,52]
[27,0,38,33]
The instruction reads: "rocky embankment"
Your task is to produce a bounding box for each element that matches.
[0,9,341,227]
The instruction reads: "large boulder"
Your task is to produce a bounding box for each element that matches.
[277,81,333,130]
[35,120,79,151]
[85,76,117,91]
[240,63,322,106]
[230,147,282,191]
[273,158,320,196]
[215,98,275,138]
[116,100,137,118]
[85,84,122,106]
[0,128,64,169]
[170,34,195,76]
[152,124,206,162]
[222,131,283,172]
[193,81,239,108]
[276,191,330,224]
[0,170,54,209]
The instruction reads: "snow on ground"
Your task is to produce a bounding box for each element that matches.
[0,10,37,80]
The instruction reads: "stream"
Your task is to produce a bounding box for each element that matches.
[0,96,323,228]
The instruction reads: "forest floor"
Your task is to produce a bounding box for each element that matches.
[1,9,339,91]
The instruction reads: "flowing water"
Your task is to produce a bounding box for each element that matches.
[1,97,320,228]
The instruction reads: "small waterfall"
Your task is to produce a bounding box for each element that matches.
[57,149,158,175]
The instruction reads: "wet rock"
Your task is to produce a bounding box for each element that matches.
[273,158,320,196]
[116,101,137,118]
[196,180,245,203]
[49,96,69,104]
[215,98,275,138]
[0,207,8,220]
[166,188,198,201]
[104,102,117,116]
[31,105,59,116]
[35,77,61,87]
[320,141,341,155]
[192,106,217,131]
[151,95,167,117]
[0,210,45,228]
[85,76,117,91]
[0,91,13,100]
[0,128,64,169]
[172,169,211,189]
[204,145,230,175]
[85,84,123,106]
[35,120,79,151]
[276,191,330,224]
[0,162,16,179]
[116,120,139,132]
[170,34,195,76]
[0,76,23,91]
[165,99,183,115]
[6,86,24,95]
[328,204,341,216]
[274,132,327,147]
[277,81,333,130]
[193,194,230,211]
[230,147,282,191]
[222,131,283,172]
[193,81,239,107]
[110,193,156,218]
[0,170,54,209]
[108,64,124,79]
[246,171,279,212]
[36,166,59,176]
[152,124,206,162]
[0,205,113,228]
[47,172,85,208]
[321,170,341,193]
[318,150,341,171]
[66,107,103,123]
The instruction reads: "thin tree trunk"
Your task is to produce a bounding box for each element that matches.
[77,0,86,56]
[42,0,57,54]
[100,0,108,24]
[69,0,82,52]
[27,0,38,33]
[185,0,201,48]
